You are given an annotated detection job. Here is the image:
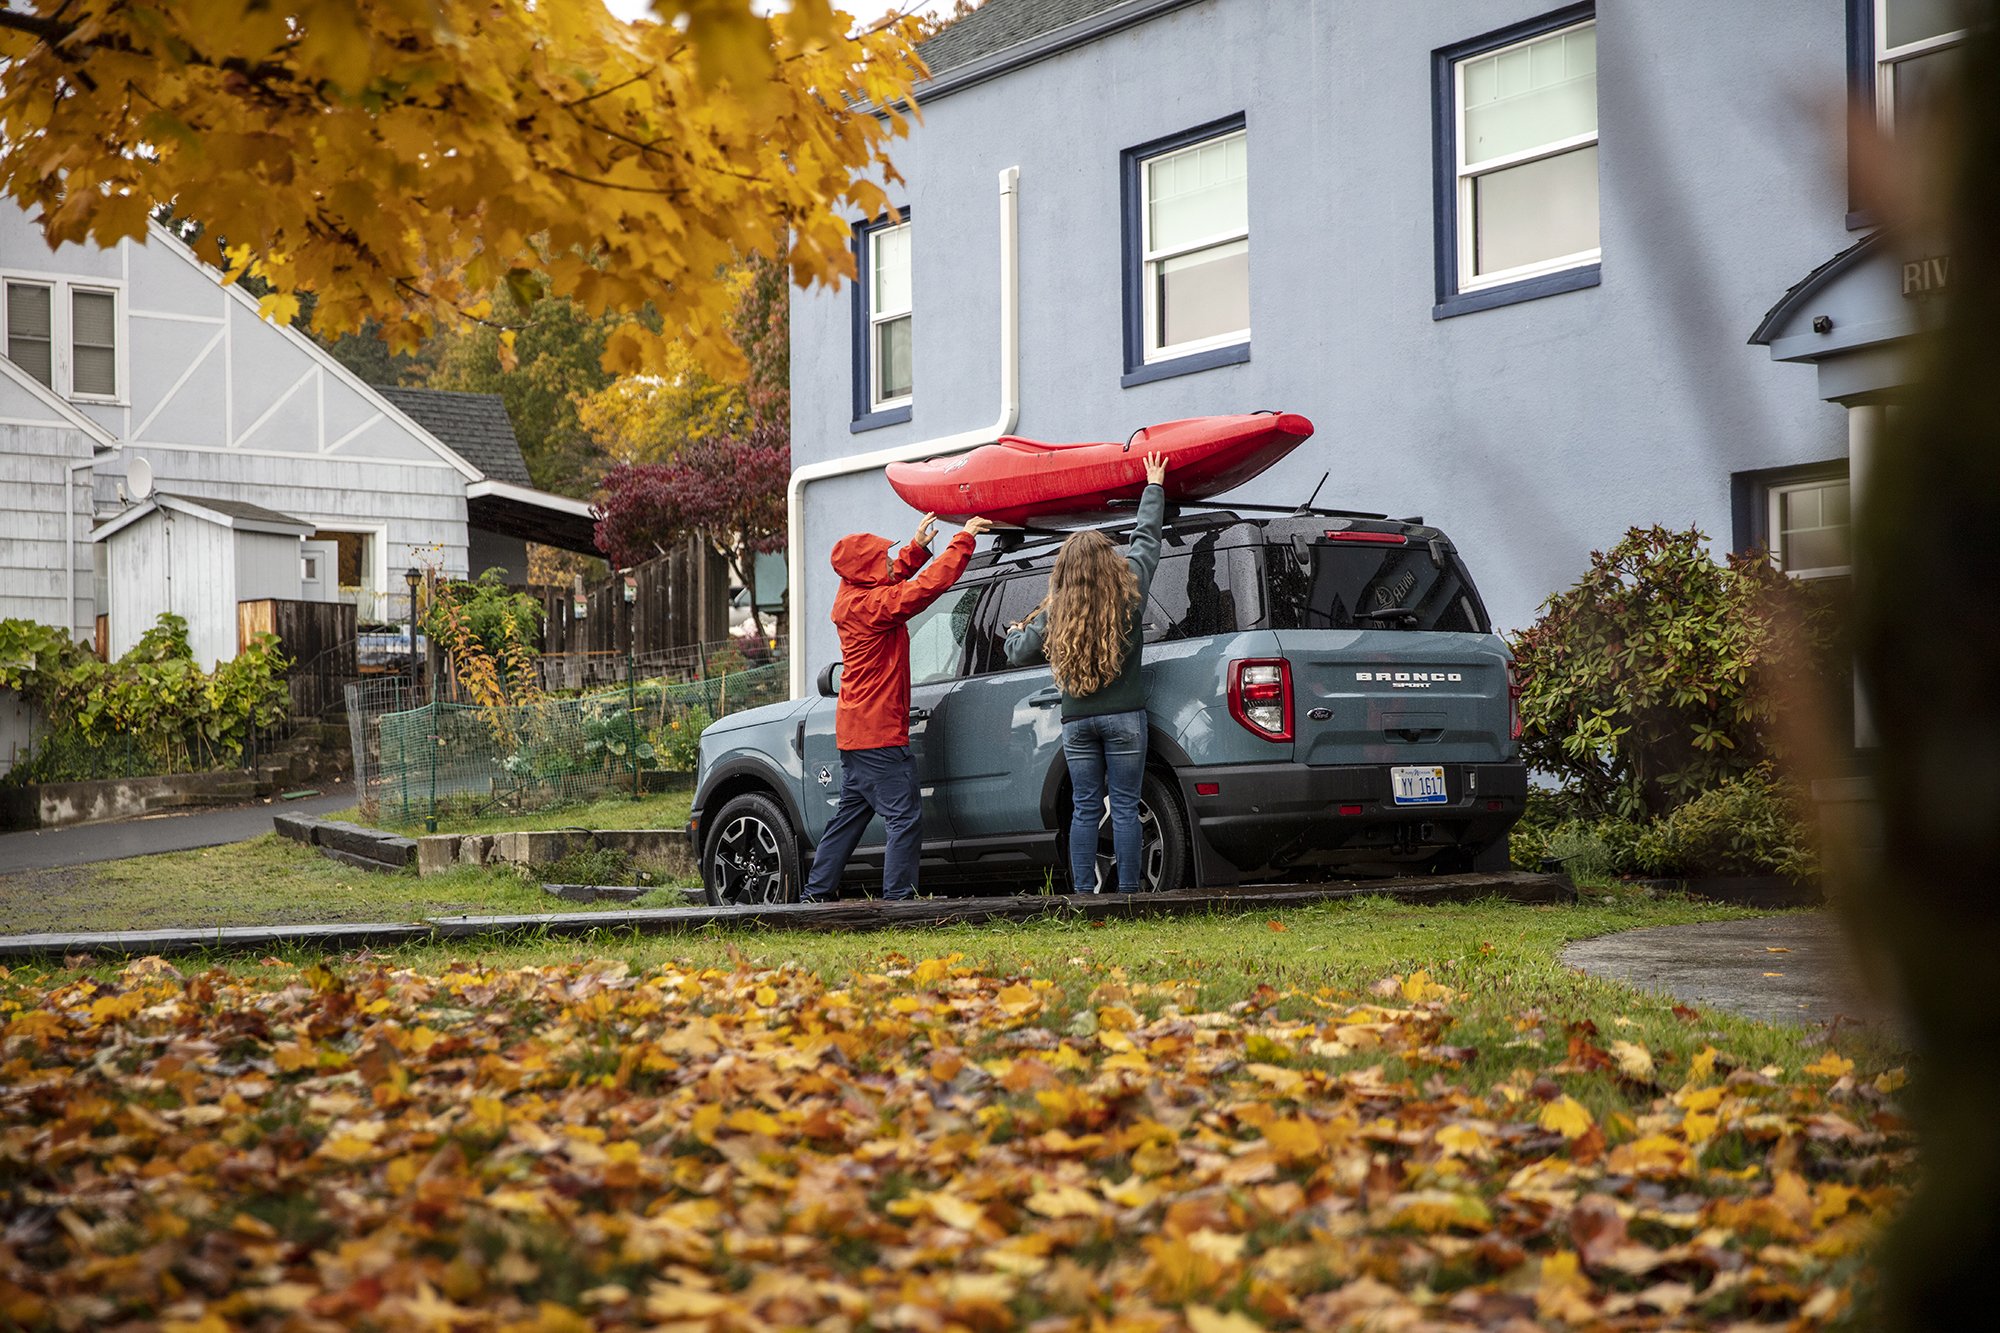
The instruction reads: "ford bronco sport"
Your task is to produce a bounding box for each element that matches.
[690,506,1526,903]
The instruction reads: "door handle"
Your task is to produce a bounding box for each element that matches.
[1028,688,1061,708]
[909,707,932,723]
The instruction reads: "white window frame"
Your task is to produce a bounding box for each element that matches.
[867,219,913,413]
[0,269,129,405]
[1139,127,1251,363]
[1453,18,1601,294]
[1768,477,1852,580]
[67,284,123,403]
[1874,0,1967,134]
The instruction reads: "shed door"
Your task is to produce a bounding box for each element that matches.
[300,541,338,602]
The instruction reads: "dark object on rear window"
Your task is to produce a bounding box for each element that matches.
[1265,541,1488,633]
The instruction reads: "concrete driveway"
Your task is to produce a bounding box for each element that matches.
[0,782,355,873]
[1562,912,1897,1029]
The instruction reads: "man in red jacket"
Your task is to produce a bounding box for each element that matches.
[802,510,993,902]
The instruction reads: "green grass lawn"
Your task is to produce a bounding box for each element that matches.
[0,834,692,935]
[341,788,693,836]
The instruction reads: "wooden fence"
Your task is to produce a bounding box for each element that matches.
[238,598,359,719]
[536,537,733,691]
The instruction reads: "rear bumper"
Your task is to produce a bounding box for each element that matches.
[1178,760,1527,873]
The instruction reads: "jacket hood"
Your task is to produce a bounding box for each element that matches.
[831,533,896,585]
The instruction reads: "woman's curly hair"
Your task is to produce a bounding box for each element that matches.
[1038,530,1139,697]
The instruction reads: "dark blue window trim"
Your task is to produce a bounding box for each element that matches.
[1845,0,1879,230]
[1431,3,1598,321]
[850,208,913,433]
[1120,111,1249,383]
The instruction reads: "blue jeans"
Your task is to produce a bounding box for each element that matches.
[1064,709,1148,893]
[803,746,922,902]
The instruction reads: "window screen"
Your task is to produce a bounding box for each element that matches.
[5,282,53,388]
[71,289,116,396]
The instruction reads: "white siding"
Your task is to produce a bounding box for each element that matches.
[105,508,238,668]
[235,530,305,603]
[0,378,97,638]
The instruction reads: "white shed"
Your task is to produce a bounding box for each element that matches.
[91,493,315,667]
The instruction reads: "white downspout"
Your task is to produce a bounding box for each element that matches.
[65,456,95,644]
[786,165,1022,699]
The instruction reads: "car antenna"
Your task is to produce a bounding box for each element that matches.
[1294,471,1331,515]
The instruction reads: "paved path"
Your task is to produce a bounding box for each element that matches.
[0,783,356,873]
[1563,913,1896,1029]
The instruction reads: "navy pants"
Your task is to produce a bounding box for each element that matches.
[803,745,922,902]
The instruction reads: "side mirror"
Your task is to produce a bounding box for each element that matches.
[816,661,843,697]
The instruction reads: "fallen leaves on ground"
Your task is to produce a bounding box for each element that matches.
[0,954,1909,1330]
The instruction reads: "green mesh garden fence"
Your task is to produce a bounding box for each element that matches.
[349,662,787,826]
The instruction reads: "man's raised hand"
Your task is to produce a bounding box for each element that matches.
[1144,451,1169,487]
[911,513,939,547]
[962,516,995,538]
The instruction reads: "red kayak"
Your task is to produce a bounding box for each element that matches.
[885,412,1313,526]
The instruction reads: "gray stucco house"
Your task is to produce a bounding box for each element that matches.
[787,0,1955,708]
[1,205,597,656]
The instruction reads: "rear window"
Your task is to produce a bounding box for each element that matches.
[1264,538,1488,633]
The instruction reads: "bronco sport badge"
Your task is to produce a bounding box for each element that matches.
[1354,670,1463,689]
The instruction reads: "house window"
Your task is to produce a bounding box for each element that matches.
[1120,113,1252,387]
[4,281,53,388]
[1770,477,1852,579]
[1141,130,1249,358]
[1874,0,1965,135]
[1433,5,1601,318]
[70,288,118,398]
[870,221,913,409]
[851,212,914,431]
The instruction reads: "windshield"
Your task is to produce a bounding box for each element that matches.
[1264,539,1488,632]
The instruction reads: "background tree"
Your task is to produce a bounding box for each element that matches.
[594,423,789,636]
[0,1,922,377]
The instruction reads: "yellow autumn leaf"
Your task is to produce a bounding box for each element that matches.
[1261,1117,1322,1162]
[1804,1052,1856,1079]
[1186,1304,1264,1333]
[1434,1123,1493,1160]
[927,1192,986,1232]
[1609,1039,1655,1080]
[1026,1184,1102,1219]
[1538,1095,1594,1139]
[995,984,1040,1016]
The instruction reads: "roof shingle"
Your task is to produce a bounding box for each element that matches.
[372,385,534,485]
[917,0,1134,76]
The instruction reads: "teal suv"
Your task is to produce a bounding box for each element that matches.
[689,506,1527,904]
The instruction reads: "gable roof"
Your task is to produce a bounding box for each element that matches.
[370,386,534,485]
[92,491,316,542]
[914,0,1207,99]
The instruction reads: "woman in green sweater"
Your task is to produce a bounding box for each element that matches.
[1005,452,1169,893]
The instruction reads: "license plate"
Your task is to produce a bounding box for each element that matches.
[1391,765,1448,805]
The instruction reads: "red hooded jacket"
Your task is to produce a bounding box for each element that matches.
[828,530,975,750]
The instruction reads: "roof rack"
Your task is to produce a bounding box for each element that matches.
[985,501,1400,553]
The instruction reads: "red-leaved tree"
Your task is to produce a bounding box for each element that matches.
[594,422,790,636]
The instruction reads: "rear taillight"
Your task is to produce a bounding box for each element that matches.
[1228,658,1293,742]
[1506,663,1523,742]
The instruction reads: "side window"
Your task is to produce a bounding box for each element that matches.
[1144,543,1240,643]
[967,574,1051,675]
[906,585,982,685]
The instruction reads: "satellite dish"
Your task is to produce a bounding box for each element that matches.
[127,455,153,501]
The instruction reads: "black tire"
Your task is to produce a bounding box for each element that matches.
[703,792,802,906]
[1062,768,1191,894]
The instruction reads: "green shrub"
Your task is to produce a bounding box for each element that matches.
[655,704,712,772]
[0,613,291,783]
[426,568,543,661]
[1510,526,1838,821]
[1631,766,1820,880]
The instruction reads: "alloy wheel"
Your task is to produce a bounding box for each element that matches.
[712,813,787,905]
[1093,798,1162,893]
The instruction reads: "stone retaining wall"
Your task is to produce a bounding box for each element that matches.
[416,828,692,880]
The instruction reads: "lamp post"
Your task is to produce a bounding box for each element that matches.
[404,566,422,705]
